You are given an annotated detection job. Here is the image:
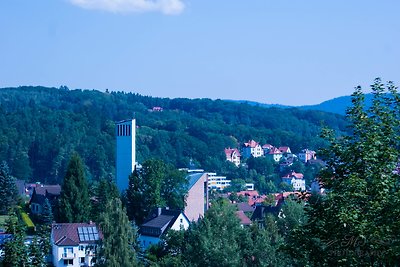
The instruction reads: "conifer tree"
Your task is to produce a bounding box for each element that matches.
[0,161,18,215]
[96,198,138,267]
[91,177,119,222]
[58,152,90,223]
[41,197,53,225]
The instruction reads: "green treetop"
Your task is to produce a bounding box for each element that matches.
[0,161,18,215]
[58,152,90,223]
[96,198,138,267]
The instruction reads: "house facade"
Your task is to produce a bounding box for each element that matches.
[224,148,241,166]
[268,147,283,162]
[30,185,61,215]
[139,208,190,249]
[298,149,316,163]
[242,140,264,158]
[51,222,102,267]
[282,171,306,191]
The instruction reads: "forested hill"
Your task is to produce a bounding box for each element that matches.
[0,86,348,184]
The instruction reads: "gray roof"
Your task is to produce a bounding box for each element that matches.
[141,215,175,228]
[186,173,204,190]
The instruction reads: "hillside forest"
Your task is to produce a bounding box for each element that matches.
[0,86,347,189]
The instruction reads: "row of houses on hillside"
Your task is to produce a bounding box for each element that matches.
[225,140,317,166]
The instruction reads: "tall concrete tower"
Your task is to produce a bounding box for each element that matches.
[116,119,136,192]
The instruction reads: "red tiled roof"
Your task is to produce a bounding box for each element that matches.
[278,146,290,153]
[236,211,252,226]
[244,140,259,148]
[224,148,241,158]
[282,171,304,179]
[262,144,274,149]
[52,223,102,246]
[269,147,282,154]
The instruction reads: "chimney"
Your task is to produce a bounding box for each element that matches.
[157,207,162,216]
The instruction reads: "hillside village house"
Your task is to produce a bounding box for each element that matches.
[51,222,102,267]
[30,185,61,215]
[282,171,306,191]
[139,208,190,249]
[268,147,283,162]
[242,140,264,158]
[262,144,274,155]
[298,149,316,163]
[278,146,292,154]
[224,148,241,166]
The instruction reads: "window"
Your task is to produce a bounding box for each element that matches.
[80,257,85,263]
[180,218,183,223]
[63,259,73,266]
[79,245,84,251]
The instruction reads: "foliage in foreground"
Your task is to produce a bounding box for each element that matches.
[288,79,400,266]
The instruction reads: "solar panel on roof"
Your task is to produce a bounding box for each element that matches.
[77,226,100,242]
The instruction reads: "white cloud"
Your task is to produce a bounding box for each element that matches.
[69,0,185,15]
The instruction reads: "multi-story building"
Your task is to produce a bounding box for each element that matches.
[51,222,102,267]
[207,173,231,191]
[116,119,136,192]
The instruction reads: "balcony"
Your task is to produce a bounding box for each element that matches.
[62,252,75,259]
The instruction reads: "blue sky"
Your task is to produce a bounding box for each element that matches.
[0,0,399,105]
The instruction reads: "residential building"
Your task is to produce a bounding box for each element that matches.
[116,119,136,192]
[184,173,209,221]
[278,146,291,154]
[298,149,316,163]
[282,171,306,191]
[30,185,61,215]
[139,208,189,249]
[224,148,241,166]
[242,140,264,158]
[268,147,283,162]
[262,144,274,155]
[51,222,102,267]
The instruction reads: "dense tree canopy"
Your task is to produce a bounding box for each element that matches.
[0,86,347,184]
[289,79,400,266]
[126,159,188,224]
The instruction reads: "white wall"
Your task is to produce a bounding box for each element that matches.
[170,214,190,231]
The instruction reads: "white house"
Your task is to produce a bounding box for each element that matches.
[51,223,101,267]
[281,171,306,191]
[139,208,190,249]
[242,140,264,158]
[224,148,241,167]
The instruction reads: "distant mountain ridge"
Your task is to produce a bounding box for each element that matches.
[228,94,375,115]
